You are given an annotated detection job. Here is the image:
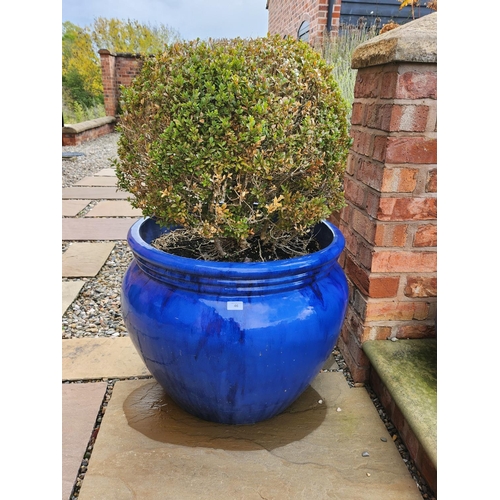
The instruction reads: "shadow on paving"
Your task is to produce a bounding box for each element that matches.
[124,381,326,451]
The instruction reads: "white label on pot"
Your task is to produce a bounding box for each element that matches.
[227,301,244,311]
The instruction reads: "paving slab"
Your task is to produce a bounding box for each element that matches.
[74,176,118,187]
[84,200,143,218]
[62,187,131,200]
[63,382,108,500]
[62,337,150,380]
[62,242,115,277]
[62,199,91,217]
[62,218,138,241]
[62,280,86,315]
[95,168,117,176]
[78,374,421,500]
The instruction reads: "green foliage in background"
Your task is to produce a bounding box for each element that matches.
[319,26,379,118]
[90,18,181,54]
[115,36,352,260]
[62,18,181,124]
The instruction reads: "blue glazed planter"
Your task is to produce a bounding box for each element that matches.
[122,217,348,424]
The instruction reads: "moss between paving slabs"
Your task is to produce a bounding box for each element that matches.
[363,339,437,467]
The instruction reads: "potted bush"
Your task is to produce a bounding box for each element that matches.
[115,35,352,424]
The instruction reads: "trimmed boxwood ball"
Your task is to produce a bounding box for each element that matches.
[115,35,352,261]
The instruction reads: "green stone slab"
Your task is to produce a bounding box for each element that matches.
[363,339,437,467]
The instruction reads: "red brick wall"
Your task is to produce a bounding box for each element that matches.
[338,62,437,382]
[115,55,144,94]
[98,50,145,117]
[267,0,341,46]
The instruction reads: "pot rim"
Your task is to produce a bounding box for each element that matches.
[127,217,345,281]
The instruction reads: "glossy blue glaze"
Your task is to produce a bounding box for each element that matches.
[122,217,349,424]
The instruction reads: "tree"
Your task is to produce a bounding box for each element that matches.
[62,18,181,121]
[90,18,180,54]
[63,21,103,99]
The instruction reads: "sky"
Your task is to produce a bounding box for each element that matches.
[62,0,270,41]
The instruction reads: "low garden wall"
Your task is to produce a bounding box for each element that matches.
[62,116,116,146]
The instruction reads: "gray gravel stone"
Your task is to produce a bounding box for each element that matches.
[62,132,120,188]
[62,133,133,339]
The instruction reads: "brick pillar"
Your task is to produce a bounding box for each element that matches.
[99,50,145,118]
[338,13,437,382]
[98,49,117,117]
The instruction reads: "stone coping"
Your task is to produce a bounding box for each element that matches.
[352,12,437,69]
[98,48,144,58]
[63,116,116,135]
[363,339,437,467]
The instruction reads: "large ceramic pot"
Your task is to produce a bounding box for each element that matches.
[121,217,348,424]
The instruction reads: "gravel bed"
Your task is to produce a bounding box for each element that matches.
[62,132,120,187]
[62,132,133,339]
[62,132,434,500]
[62,241,132,338]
